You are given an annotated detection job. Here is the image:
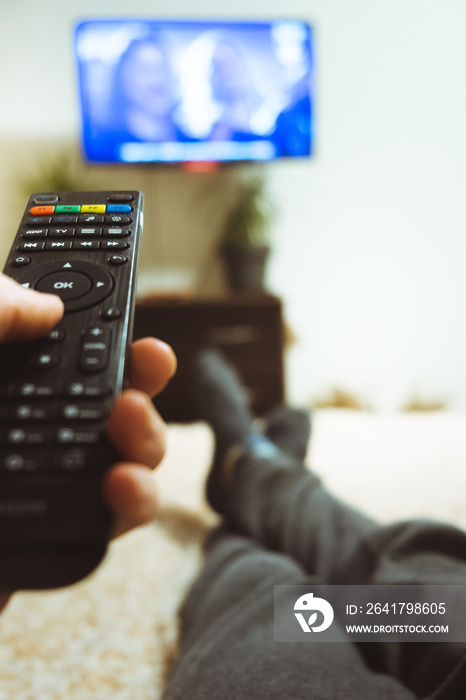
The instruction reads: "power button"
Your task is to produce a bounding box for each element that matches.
[33,195,60,205]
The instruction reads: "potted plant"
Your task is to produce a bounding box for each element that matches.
[219,170,275,292]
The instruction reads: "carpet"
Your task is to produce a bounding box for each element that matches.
[1,410,465,699]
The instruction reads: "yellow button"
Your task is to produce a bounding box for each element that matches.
[81,204,106,214]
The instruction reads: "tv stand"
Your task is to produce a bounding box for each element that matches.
[133,295,285,423]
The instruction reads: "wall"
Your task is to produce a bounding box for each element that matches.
[1,0,466,410]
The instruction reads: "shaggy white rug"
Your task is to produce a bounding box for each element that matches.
[1,410,466,699]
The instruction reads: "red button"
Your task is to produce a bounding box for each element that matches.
[30,206,55,215]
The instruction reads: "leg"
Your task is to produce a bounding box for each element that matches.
[162,529,415,700]
[194,350,466,698]
[196,349,379,579]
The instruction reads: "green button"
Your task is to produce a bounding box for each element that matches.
[55,205,81,214]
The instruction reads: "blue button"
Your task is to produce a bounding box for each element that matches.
[107,204,132,213]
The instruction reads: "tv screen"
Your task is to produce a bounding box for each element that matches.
[74,19,313,163]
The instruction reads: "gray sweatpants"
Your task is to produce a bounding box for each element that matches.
[162,447,466,699]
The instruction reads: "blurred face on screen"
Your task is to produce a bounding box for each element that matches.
[120,42,173,118]
[210,43,251,103]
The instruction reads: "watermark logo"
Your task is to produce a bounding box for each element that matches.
[294,592,334,633]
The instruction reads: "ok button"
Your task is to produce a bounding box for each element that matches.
[35,271,92,301]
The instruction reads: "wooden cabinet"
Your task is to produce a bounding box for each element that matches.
[133,296,285,422]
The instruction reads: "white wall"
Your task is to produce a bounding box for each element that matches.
[1,0,466,410]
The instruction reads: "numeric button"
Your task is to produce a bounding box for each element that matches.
[57,428,101,445]
[66,382,111,398]
[12,404,54,421]
[57,450,87,471]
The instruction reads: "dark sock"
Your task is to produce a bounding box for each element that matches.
[194,349,255,512]
[263,405,311,462]
[195,350,312,516]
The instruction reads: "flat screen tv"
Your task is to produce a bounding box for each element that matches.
[74,19,313,163]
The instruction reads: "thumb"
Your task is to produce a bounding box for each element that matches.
[0,273,64,343]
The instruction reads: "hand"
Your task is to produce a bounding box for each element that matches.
[0,274,176,610]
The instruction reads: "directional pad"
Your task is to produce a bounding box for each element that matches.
[36,271,92,301]
[27,260,114,312]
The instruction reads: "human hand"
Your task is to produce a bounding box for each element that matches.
[0,273,176,610]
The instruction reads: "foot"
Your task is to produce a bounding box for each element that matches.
[195,349,255,513]
[263,405,311,462]
[195,350,312,516]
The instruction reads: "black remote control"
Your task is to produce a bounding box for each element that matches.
[0,191,144,589]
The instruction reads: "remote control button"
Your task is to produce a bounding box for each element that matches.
[56,428,101,445]
[52,215,78,224]
[61,404,104,421]
[55,205,80,214]
[13,256,31,267]
[46,328,66,344]
[107,194,133,202]
[27,217,52,226]
[102,228,130,238]
[100,307,121,321]
[12,404,55,421]
[86,327,105,338]
[101,240,128,250]
[0,453,46,472]
[48,228,75,237]
[72,240,100,250]
[2,454,27,471]
[22,229,48,238]
[66,382,111,398]
[108,255,128,265]
[18,241,45,252]
[78,215,104,224]
[33,194,59,204]
[16,383,57,398]
[107,204,132,213]
[6,428,51,446]
[76,227,102,237]
[81,204,106,214]
[104,215,131,224]
[28,260,114,312]
[79,327,111,373]
[30,206,55,215]
[36,271,92,301]
[45,241,73,251]
[57,450,87,471]
[30,352,61,371]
